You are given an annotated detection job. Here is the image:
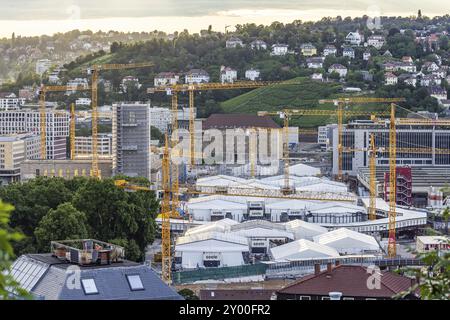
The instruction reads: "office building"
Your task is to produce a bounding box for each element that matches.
[0,109,69,160]
[74,134,112,158]
[112,103,151,180]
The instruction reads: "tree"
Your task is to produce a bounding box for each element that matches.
[442,207,450,235]
[178,288,199,300]
[0,200,29,299]
[34,202,88,251]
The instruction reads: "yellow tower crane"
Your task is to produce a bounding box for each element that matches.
[258,108,391,195]
[88,62,154,178]
[160,134,172,283]
[318,97,406,181]
[38,85,91,159]
[149,81,296,168]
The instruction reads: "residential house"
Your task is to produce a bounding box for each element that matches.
[154,72,179,87]
[385,72,398,85]
[250,39,267,50]
[66,78,89,94]
[185,69,210,84]
[245,68,261,81]
[323,45,337,57]
[300,43,317,56]
[121,76,141,92]
[271,44,289,56]
[342,47,355,59]
[398,62,417,73]
[306,57,325,69]
[328,64,348,78]
[360,71,373,82]
[363,50,371,61]
[422,61,440,72]
[402,56,413,63]
[311,73,323,82]
[226,36,244,48]
[432,68,447,79]
[367,35,385,49]
[399,74,417,87]
[428,86,447,101]
[416,236,450,253]
[345,31,364,45]
[421,74,441,87]
[220,66,238,83]
[276,264,419,300]
[383,50,393,58]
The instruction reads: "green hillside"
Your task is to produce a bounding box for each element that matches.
[220,77,391,128]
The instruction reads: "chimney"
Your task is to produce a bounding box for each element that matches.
[314,263,321,275]
[327,262,333,273]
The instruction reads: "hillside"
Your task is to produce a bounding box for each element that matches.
[220,77,392,127]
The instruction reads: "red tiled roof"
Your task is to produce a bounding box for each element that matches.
[203,114,281,130]
[277,265,416,298]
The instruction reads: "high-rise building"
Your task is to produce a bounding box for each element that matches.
[0,133,40,185]
[0,109,69,160]
[112,103,151,180]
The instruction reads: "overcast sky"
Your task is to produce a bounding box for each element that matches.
[0,1,448,37]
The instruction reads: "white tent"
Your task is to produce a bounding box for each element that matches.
[184,218,238,237]
[288,163,321,177]
[313,228,380,254]
[285,219,328,240]
[270,239,339,261]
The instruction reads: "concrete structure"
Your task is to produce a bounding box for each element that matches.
[113,103,151,180]
[0,109,69,160]
[0,133,40,185]
[0,93,26,110]
[416,236,449,253]
[21,159,113,180]
[74,134,112,158]
[333,119,450,177]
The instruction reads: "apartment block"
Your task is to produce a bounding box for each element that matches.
[74,134,112,158]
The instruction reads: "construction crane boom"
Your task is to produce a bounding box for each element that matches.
[89,62,154,178]
[149,80,299,168]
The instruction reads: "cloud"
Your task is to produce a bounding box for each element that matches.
[0,0,447,20]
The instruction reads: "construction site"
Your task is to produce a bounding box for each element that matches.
[24,65,450,295]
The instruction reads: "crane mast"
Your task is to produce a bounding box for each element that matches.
[388,103,397,257]
[161,134,172,283]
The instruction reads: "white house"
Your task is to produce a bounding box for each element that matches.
[245,68,261,81]
[185,69,210,84]
[220,66,238,83]
[271,44,289,56]
[342,47,355,59]
[367,35,385,49]
[421,74,441,87]
[226,36,244,48]
[121,76,141,92]
[313,228,381,255]
[154,72,179,87]
[306,57,325,69]
[311,73,323,81]
[323,45,337,57]
[385,72,398,85]
[345,31,364,46]
[422,61,440,72]
[250,39,267,50]
[363,50,371,61]
[328,64,348,78]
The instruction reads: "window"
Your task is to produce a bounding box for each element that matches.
[343,297,354,300]
[81,278,98,295]
[126,275,144,291]
[299,296,311,300]
[321,297,331,300]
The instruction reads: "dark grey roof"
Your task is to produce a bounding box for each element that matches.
[11,254,183,300]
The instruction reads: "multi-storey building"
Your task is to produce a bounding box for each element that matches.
[74,134,112,158]
[185,69,210,84]
[112,103,152,180]
[331,119,450,177]
[0,133,40,185]
[0,109,69,160]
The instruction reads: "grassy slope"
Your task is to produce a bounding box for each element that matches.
[220,77,389,128]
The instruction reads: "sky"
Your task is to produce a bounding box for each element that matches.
[0,0,449,37]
